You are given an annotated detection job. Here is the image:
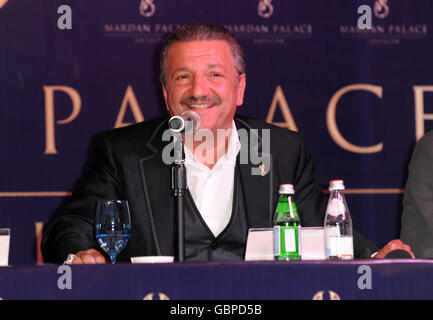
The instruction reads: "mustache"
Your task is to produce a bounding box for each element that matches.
[180,95,221,106]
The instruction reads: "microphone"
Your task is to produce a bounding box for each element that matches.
[168,111,200,262]
[168,111,201,134]
[384,249,414,259]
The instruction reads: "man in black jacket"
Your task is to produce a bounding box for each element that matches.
[401,130,433,258]
[42,23,412,264]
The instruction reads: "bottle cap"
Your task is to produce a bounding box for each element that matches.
[279,184,295,194]
[329,179,345,191]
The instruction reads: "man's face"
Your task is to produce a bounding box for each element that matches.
[162,40,246,132]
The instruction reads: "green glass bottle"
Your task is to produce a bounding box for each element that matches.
[273,184,301,261]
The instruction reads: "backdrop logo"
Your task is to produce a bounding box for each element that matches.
[143,292,170,300]
[258,0,273,18]
[225,24,312,45]
[312,290,341,300]
[374,0,389,19]
[140,0,155,18]
[341,0,427,45]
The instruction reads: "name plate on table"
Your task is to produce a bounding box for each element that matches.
[245,228,274,261]
[300,227,326,260]
[244,227,326,261]
[0,228,10,266]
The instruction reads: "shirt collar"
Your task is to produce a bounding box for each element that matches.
[184,121,240,170]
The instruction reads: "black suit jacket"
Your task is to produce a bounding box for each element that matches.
[42,115,377,263]
[401,130,433,258]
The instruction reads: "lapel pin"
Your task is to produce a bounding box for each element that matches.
[258,163,266,176]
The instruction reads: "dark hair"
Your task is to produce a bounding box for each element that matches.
[159,23,245,85]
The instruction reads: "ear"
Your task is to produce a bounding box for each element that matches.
[161,81,169,111]
[236,73,246,107]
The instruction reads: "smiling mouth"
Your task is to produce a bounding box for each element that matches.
[181,95,221,110]
[188,104,214,109]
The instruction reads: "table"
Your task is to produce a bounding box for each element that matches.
[0,260,432,300]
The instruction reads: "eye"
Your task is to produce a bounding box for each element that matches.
[175,74,190,81]
[209,72,223,79]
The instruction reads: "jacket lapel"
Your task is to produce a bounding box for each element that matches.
[138,118,174,256]
[235,118,279,228]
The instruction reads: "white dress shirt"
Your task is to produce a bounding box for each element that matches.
[184,121,241,237]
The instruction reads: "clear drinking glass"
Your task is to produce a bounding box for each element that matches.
[95,200,131,264]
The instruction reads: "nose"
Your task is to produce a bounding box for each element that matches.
[190,74,210,98]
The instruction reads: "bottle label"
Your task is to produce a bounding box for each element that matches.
[273,226,299,255]
[284,228,296,252]
[273,226,281,255]
[325,235,354,259]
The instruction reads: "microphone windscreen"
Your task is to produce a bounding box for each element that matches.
[169,118,182,130]
[168,111,200,134]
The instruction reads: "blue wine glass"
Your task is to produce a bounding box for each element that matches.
[95,200,131,264]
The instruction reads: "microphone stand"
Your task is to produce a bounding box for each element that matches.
[171,134,186,262]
